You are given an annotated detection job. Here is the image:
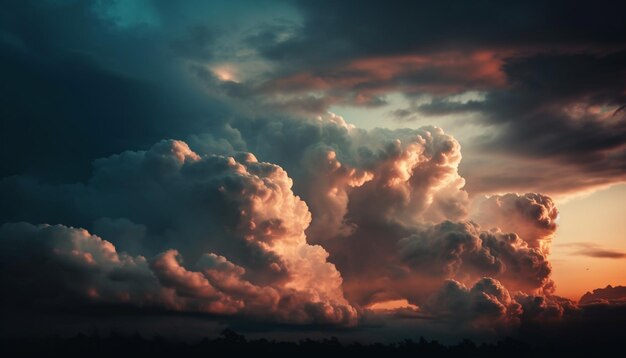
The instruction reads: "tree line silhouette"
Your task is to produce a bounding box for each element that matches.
[1,329,622,358]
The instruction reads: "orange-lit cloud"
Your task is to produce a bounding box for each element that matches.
[472,193,559,254]
[0,116,624,331]
[259,51,507,109]
[271,51,506,91]
[368,298,419,311]
[0,140,357,325]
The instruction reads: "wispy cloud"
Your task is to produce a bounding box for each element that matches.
[557,242,626,259]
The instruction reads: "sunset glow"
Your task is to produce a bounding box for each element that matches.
[1,0,625,353]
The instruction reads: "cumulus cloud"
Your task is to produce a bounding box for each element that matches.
[421,278,583,329]
[399,221,553,295]
[224,116,478,307]
[422,278,522,328]
[0,222,162,309]
[472,193,558,254]
[0,117,563,326]
[0,140,357,325]
[235,114,470,233]
[1,114,621,333]
[345,125,469,226]
[231,115,559,309]
[514,293,579,322]
[299,144,373,240]
[1,0,625,341]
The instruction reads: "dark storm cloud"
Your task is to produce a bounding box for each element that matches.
[232,0,626,115]
[248,0,626,102]
[406,98,484,117]
[169,24,216,60]
[441,51,626,194]
[257,0,626,67]
[0,0,231,181]
[479,51,626,155]
[394,50,626,194]
[242,0,626,195]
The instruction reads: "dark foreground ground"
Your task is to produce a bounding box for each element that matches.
[2,330,625,358]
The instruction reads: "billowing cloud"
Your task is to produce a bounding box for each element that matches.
[237,117,560,307]
[420,277,582,329]
[0,113,622,334]
[399,221,553,295]
[0,222,162,310]
[0,119,561,326]
[299,144,373,239]
[422,278,522,327]
[472,193,559,254]
[1,0,626,344]
[514,292,579,322]
[0,140,357,325]
[238,114,469,229]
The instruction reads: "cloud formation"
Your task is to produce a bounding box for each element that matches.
[472,193,559,254]
[580,285,626,305]
[234,114,470,230]
[422,278,522,327]
[399,221,553,294]
[0,121,624,334]
[1,0,625,343]
[3,0,625,200]
[236,1,626,197]
[0,140,357,325]
[225,116,558,310]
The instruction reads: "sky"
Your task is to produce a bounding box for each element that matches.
[1,0,626,343]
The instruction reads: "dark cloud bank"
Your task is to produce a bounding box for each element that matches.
[246,0,626,195]
[1,0,626,349]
